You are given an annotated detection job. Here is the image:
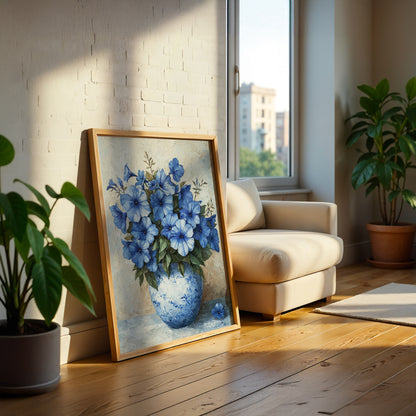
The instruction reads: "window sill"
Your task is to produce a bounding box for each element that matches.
[259,188,311,201]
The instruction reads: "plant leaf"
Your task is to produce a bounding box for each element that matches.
[357,84,376,99]
[32,254,62,326]
[402,189,416,208]
[45,185,60,198]
[0,135,15,167]
[60,182,90,221]
[346,129,367,148]
[367,122,383,139]
[26,223,44,262]
[351,159,377,189]
[375,78,389,101]
[25,200,50,227]
[15,179,51,216]
[0,192,28,241]
[52,237,95,299]
[406,77,416,101]
[62,266,96,316]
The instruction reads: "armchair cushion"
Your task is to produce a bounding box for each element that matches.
[226,179,265,233]
[229,229,343,284]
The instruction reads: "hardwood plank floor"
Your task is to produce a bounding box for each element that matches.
[3,263,416,416]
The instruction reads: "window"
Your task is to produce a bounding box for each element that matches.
[227,0,297,189]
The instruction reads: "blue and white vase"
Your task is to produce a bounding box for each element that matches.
[148,263,203,329]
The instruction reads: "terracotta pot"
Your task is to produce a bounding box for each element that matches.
[366,223,416,267]
[0,319,61,396]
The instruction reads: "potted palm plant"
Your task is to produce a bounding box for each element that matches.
[0,134,96,395]
[346,77,416,267]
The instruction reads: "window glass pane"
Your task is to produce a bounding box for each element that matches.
[239,0,290,178]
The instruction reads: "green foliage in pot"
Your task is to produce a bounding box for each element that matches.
[0,134,95,335]
[346,77,416,225]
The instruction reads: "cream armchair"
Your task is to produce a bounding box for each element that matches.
[226,179,344,320]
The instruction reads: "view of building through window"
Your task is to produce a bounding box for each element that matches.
[238,0,290,178]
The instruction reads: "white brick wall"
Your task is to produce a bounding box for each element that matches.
[0,0,226,362]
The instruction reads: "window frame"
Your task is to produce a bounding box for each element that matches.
[227,0,299,190]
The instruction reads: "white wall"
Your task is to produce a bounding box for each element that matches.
[334,0,374,264]
[298,0,335,204]
[0,0,226,363]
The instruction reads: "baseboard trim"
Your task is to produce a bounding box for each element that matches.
[339,240,371,267]
[60,318,109,364]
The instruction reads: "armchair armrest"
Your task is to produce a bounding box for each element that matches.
[261,200,338,235]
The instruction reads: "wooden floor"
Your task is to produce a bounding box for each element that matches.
[4,263,416,415]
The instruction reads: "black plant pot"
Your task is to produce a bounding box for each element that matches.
[0,319,61,396]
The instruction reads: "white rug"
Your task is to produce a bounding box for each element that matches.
[314,283,416,327]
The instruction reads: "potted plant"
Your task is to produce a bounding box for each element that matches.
[0,134,96,395]
[346,77,416,267]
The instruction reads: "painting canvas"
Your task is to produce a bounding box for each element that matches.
[88,129,240,361]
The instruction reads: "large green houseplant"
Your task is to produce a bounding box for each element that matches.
[346,77,416,266]
[0,134,95,394]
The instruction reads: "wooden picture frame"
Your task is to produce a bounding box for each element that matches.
[88,129,240,361]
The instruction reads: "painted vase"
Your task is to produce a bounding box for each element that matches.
[148,263,203,329]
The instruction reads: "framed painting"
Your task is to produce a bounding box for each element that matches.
[88,129,240,361]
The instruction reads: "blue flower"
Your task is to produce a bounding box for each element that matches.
[180,200,201,228]
[122,239,150,268]
[208,227,220,252]
[146,248,158,272]
[211,303,225,319]
[150,190,173,221]
[107,179,118,191]
[155,169,176,195]
[120,185,151,222]
[194,216,210,247]
[148,180,158,191]
[136,170,146,186]
[131,217,159,246]
[109,204,127,234]
[124,163,137,182]
[117,177,124,188]
[169,158,184,182]
[179,184,193,205]
[161,213,179,239]
[170,219,194,256]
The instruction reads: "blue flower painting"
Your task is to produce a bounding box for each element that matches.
[90,131,240,361]
[108,154,220,289]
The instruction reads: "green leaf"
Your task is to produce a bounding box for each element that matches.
[45,185,60,198]
[178,262,185,276]
[367,122,383,139]
[14,230,30,261]
[407,105,416,129]
[62,266,95,316]
[346,129,366,148]
[52,237,95,299]
[382,106,402,121]
[388,190,401,203]
[44,245,62,266]
[360,96,378,115]
[0,135,15,167]
[402,189,416,208]
[406,77,416,101]
[15,179,51,216]
[32,254,62,325]
[399,134,416,159]
[376,162,392,189]
[0,192,28,241]
[375,78,389,101]
[26,223,44,262]
[146,272,158,290]
[351,159,377,189]
[60,182,90,221]
[26,200,50,227]
[357,84,376,99]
